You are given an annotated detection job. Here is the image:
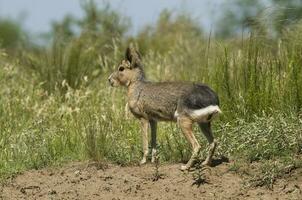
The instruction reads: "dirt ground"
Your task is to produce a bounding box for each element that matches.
[1,160,301,200]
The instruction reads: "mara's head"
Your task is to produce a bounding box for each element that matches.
[108,45,145,87]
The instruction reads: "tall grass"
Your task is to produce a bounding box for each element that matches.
[0,10,302,183]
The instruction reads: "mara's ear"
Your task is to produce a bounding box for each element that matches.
[125,44,142,68]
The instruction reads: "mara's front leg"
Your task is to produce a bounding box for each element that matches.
[140,118,149,165]
[150,120,157,163]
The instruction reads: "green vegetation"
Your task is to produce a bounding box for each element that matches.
[0,1,301,187]
[0,18,26,50]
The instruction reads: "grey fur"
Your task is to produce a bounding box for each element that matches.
[108,45,221,170]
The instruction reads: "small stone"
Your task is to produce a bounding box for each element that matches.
[74,170,81,177]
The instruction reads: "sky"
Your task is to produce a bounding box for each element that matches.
[0,0,224,35]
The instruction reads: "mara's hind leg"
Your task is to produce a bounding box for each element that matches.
[150,120,157,163]
[178,116,201,171]
[198,122,217,166]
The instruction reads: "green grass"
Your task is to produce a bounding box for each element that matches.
[0,13,302,188]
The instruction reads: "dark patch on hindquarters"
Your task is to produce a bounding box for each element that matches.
[182,84,219,110]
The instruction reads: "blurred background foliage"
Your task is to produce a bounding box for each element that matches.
[0,0,302,182]
[0,18,27,52]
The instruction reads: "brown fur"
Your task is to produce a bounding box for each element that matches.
[108,45,221,170]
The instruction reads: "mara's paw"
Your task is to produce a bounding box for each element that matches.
[140,158,147,165]
[180,165,189,171]
[151,149,157,163]
[201,159,212,166]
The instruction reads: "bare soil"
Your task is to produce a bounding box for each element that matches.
[1,160,301,200]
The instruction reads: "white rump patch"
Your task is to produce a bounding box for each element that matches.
[189,105,221,121]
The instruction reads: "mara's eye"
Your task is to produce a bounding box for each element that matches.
[118,66,125,71]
